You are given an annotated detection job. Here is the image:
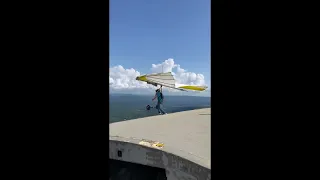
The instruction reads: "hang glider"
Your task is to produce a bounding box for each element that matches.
[136,72,208,91]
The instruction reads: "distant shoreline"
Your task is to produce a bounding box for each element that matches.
[109,93,211,98]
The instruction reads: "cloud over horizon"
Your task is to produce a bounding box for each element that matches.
[109,58,209,95]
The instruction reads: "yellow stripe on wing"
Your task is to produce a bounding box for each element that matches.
[177,85,208,91]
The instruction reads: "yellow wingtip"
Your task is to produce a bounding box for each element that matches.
[136,75,147,82]
[178,85,208,91]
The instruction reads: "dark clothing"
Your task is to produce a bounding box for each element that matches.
[155,91,165,114]
[156,91,163,103]
[156,102,166,114]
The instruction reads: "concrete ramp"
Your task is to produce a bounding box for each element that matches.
[110,108,211,180]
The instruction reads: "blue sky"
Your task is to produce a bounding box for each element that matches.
[110,0,211,95]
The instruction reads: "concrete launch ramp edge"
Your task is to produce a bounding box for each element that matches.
[110,108,211,180]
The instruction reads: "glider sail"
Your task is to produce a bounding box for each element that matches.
[144,72,175,88]
[136,72,208,92]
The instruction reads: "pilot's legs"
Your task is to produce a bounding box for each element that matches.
[158,103,166,114]
[156,102,164,114]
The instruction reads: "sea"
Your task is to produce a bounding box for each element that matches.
[109,94,211,123]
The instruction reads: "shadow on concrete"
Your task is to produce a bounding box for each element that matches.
[109,159,167,180]
[199,113,211,115]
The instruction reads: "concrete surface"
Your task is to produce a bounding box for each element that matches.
[109,108,211,180]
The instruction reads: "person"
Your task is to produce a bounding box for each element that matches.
[152,88,167,115]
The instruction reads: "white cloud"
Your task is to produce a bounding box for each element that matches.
[151,58,177,73]
[150,58,206,86]
[109,58,209,95]
[109,65,148,90]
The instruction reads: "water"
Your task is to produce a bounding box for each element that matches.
[109,94,211,123]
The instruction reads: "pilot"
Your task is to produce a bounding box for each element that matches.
[152,88,167,115]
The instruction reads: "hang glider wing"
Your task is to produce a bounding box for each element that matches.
[136,72,186,91]
[136,72,208,92]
